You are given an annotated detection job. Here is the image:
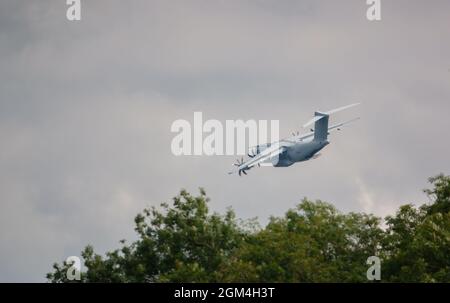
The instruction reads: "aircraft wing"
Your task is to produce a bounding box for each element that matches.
[229,143,287,175]
[292,117,360,142]
[327,117,360,134]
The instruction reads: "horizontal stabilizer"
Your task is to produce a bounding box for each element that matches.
[303,103,360,128]
[302,115,324,128]
[326,103,361,115]
[328,117,360,131]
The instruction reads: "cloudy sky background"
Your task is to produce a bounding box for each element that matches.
[0,0,449,282]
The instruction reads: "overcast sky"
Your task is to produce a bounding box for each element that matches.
[0,0,449,282]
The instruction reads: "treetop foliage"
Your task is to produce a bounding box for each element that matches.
[47,174,450,283]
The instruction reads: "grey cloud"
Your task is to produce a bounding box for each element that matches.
[0,0,449,281]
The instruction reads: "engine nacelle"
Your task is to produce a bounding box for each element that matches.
[271,151,294,167]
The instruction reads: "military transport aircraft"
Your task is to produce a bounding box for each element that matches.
[229,103,360,176]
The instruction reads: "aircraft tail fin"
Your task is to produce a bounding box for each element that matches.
[302,103,360,141]
[313,112,329,141]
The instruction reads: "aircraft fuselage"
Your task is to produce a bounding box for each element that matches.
[272,139,329,167]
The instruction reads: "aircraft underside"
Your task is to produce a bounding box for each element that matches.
[272,140,329,167]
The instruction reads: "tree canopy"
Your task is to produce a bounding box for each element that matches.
[47,174,450,283]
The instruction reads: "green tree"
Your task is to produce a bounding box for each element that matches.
[382,175,450,282]
[47,188,248,282]
[47,174,450,283]
[217,200,384,282]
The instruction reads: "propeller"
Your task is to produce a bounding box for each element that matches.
[233,157,252,176]
[234,157,244,166]
[248,150,258,158]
